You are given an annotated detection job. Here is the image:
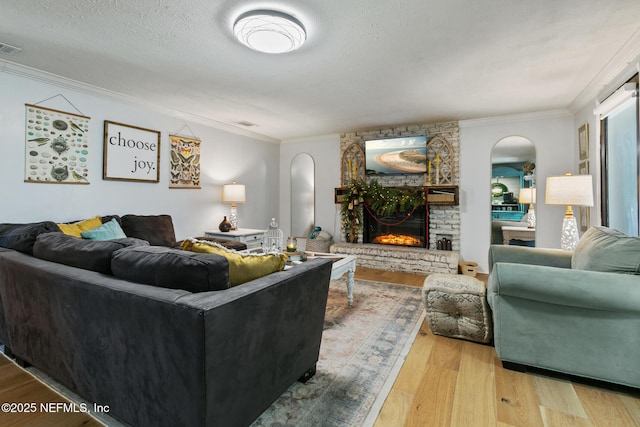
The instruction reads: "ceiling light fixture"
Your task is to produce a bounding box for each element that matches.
[233,10,306,54]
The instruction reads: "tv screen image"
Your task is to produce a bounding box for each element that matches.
[365,136,427,175]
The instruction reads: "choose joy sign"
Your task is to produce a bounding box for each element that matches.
[103,121,161,182]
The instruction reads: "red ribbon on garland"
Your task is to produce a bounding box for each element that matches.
[363,202,418,227]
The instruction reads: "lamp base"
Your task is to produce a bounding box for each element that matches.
[229,204,238,231]
[526,206,536,228]
[560,215,579,251]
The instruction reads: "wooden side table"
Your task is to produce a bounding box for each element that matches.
[502,226,535,245]
[204,228,264,250]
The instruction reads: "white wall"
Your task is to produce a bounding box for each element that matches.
[279,134,341,241]
[0,71,280,240]
[460,111,575,272]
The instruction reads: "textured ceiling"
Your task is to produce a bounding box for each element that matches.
[1,0,639,141]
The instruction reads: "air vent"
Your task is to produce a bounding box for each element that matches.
[236,121,258,127]
[0,42,22,56]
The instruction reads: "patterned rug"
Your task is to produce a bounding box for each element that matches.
[23,278,425,427]
[252,278,425,427]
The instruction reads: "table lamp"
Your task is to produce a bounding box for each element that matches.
[545,173,593,251]
[519,187,536,228]
[222,182,246,230]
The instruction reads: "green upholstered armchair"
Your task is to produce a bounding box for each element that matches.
[487,227,640,389]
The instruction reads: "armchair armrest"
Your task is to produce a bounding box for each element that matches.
[489,262,640,314]
[488,245,572,272]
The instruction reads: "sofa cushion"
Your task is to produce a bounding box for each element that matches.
[181,238,286,286]
[0,221,61,255]
[572,226,640,274]
[81,218,127,240]
[57,216,103,238]
[111,245,230,292]
[120,214,177,247]
[33,232,150,274]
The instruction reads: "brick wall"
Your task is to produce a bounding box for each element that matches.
[339,121,460,251]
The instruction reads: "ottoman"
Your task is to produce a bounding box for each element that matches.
[422,273,493,343]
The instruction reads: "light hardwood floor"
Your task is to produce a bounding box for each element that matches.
[0,353,102,426]
[355,267,640,427]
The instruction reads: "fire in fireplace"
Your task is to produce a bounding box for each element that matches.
[363,205,427,248]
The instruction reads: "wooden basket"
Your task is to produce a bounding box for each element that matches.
[305,238,333,253]
[459,261,479,277]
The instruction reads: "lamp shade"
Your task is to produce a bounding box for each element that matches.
[545,174,593,207]
[222,183,246,203]
[519,187,536,204]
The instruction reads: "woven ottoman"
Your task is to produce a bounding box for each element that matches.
[422,273,493,343]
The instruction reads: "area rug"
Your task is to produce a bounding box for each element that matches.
[23,278,424,427]
[251,278,425,427]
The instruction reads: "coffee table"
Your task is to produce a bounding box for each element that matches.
[305,251,357,306]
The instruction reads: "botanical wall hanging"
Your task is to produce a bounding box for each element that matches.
[340,179,426,242]
[169,134,201,189]
[24,103,90,184]
[103,121,161,182]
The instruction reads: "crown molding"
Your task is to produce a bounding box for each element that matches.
[459,109,571,128]
[569,28,640,113]
[0,59,280,144]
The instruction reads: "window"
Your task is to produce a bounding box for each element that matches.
[599,75,639,235]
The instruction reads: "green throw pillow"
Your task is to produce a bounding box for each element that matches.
[572,226,640,274]
[81,218,127,240]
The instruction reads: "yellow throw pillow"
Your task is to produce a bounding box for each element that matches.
[181,238,286,286]
[57,216,103,238]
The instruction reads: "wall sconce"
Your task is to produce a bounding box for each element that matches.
[222,182,246,230]
[545,173,593,251]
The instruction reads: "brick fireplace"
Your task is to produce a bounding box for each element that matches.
[363,197,427,248]
[335,121,461,274]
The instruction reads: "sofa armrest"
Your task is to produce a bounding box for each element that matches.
[175,258,333,427]
[488,262,640,314]
[488,245,572,272]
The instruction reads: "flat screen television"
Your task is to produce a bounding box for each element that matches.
[365,136,427,175]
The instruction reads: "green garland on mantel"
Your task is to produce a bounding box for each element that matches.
[340,179,426,241]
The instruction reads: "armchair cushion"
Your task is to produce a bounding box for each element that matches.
[572,226,640,274]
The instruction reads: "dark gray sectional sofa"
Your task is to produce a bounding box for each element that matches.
[0,216,333,426]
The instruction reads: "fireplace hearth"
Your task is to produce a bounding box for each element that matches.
[363,204,427,248]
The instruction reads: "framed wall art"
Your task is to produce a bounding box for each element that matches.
[169,134,201,189]
[579,160,589,175]
[578,123,589,160]
[25,104,91,184]
[579,159,590,231]
[103,121,161,182]
[580,206,591,232]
